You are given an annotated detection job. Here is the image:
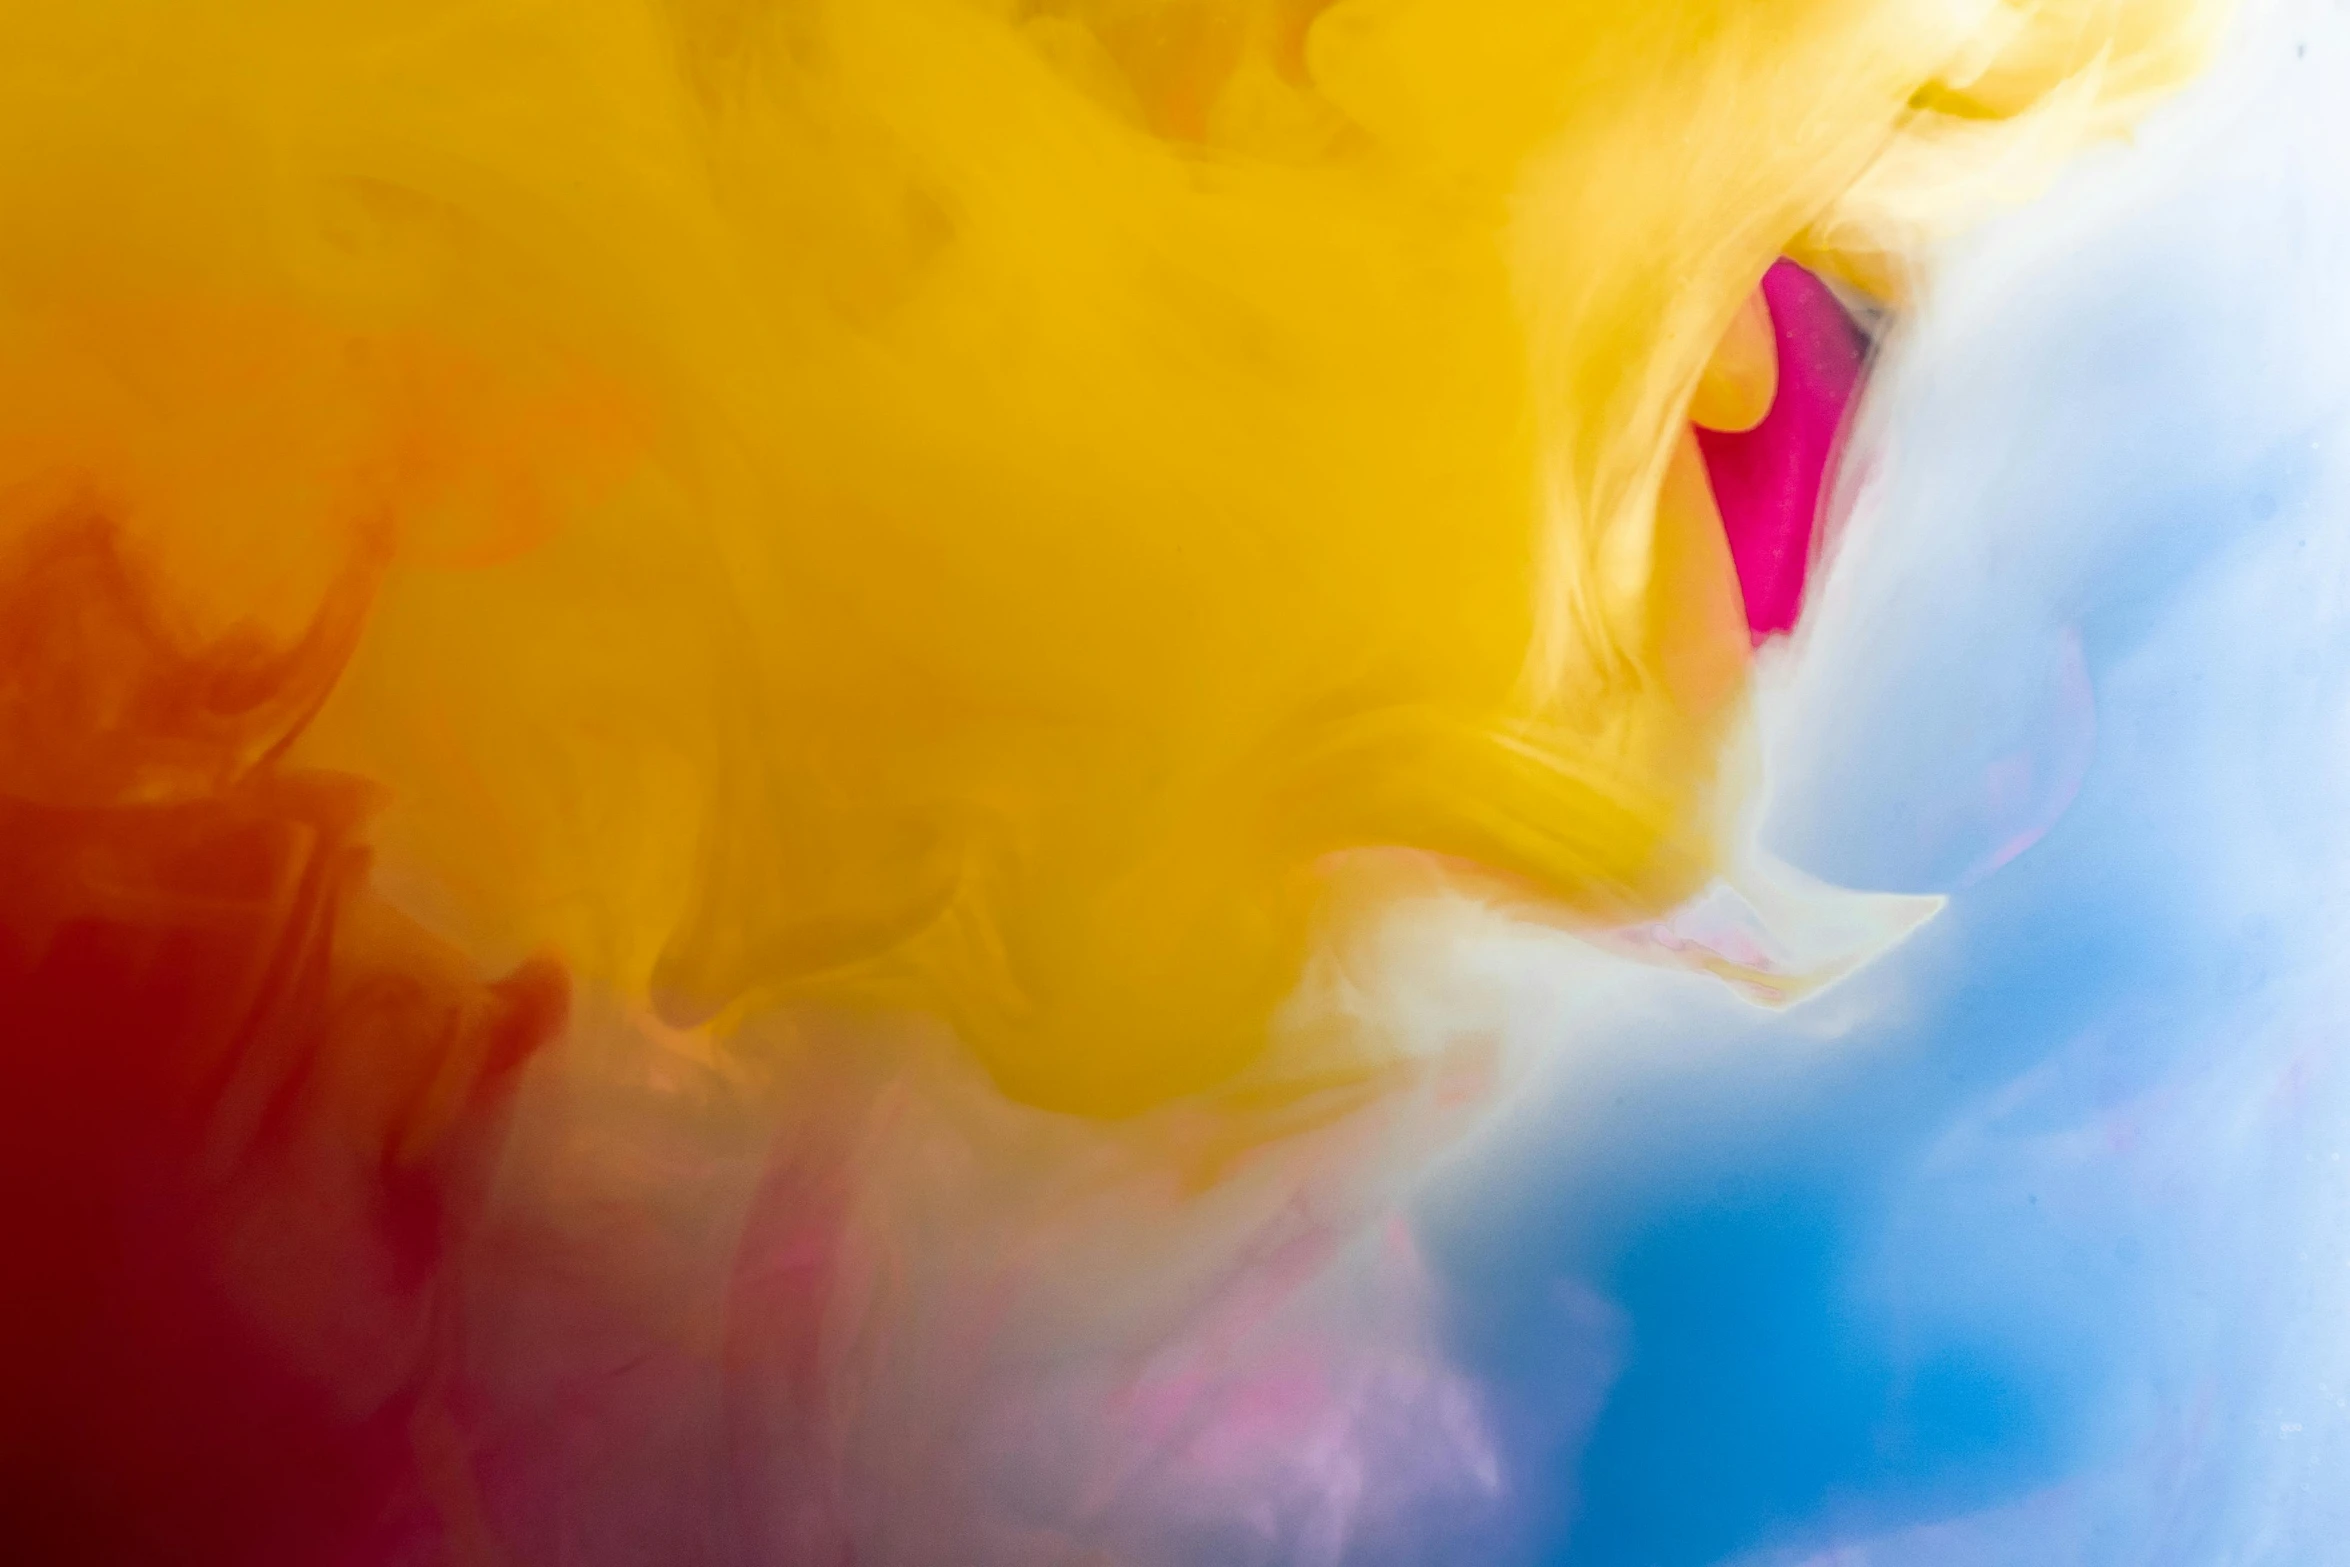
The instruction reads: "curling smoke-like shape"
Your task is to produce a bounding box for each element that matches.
[0,2,2228,1563]
[0,0,2218,1106]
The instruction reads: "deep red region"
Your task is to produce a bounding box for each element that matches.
[0,513,565,1566]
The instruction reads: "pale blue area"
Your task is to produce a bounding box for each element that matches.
[1420,7,2350,1564]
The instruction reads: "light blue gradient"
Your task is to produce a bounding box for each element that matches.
[1422,4,2350,1562]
